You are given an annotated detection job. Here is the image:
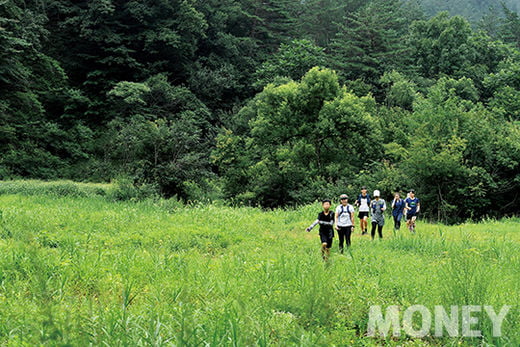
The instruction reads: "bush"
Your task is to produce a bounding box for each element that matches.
[105,177,159,202]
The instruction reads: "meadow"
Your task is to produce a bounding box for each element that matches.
[0,181,519,346]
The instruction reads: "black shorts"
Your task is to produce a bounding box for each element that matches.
[406,213,418,221]
[319,232,333,248]
[358,211,369,219]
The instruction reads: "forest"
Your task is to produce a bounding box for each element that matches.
[1,0,520,222]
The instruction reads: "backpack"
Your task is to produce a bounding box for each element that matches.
[338,205,352,221]
[357,194,371,205]
[372,199,385,213]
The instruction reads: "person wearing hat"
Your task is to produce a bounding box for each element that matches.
[370,190,386,239]
[335,194,355,253]
[405,189,420,232]
[306,199,335,260]
[355,186,371,235]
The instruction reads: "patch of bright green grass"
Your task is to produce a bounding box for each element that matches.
[0,184,519,345]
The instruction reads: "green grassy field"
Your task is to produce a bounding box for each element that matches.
[0,181,519,346]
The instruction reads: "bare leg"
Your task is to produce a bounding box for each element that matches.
[321,243,328,260]
[363,217,369,234]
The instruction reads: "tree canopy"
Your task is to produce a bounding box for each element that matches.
[1,0,519,222]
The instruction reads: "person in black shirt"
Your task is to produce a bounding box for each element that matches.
[306,199,335,260]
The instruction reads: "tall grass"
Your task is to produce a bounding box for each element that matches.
[0,181,519,345]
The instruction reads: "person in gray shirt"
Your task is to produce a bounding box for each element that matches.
[370,190,386,240]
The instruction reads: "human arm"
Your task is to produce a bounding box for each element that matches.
[306,219,319,232]
[319,219,334,226]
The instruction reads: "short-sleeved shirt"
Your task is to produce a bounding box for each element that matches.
[357,194,371,212]
[371,199,386,224]
[405,197,420,215]
[317,211,334,235]
[336,204,354,227]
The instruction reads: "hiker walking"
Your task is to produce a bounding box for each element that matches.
[405,189,420,233]
[392,192,405,231]
[355,186,370,235]
[335,194,355,253]
[306,199,335,260]
[370,190,386,239]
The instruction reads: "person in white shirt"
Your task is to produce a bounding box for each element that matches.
[355,186,370,235]
[335,194,355,253]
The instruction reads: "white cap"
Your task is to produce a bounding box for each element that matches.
[373,190,380,197]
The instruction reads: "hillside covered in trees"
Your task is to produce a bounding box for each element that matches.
[1,0,520,222]
[417,0,519,22]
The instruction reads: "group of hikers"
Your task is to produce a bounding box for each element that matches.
[306,187,421,259]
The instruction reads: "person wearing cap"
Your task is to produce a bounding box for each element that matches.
[405,189,420,232]
[370,190,386,239]
[335,194,355,253]
[355,186,371,235]
[306,199,335,260]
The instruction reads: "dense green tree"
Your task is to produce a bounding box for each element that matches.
[297,0,364,46]
[380,71,418,110]
[187,0,299,112]
[401,78,520,221]
[0,0,92,179]
[417,0,519,22]
[254,39,327,88]
[408,13,475,79]
[500,4,520,48]
[44,0,208,122]
[408,12,514,98]
[484,56,520,114]
[489,86,520,120]
[105,74,213,198]
[329,0,416,91]
[215,67,381,206]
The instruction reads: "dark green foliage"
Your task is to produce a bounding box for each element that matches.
[0,0,92,179]
[416,0,519,22]
[214,68,382,207]
[105,75,214,198]
[297,0,364,46]
[43,0,209,123]
[1,0,520,221]
[409,13,475,79]
[401,78,520,221]
[254,39,327,88]
[330,0,415,87]
[500,4,520,48]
